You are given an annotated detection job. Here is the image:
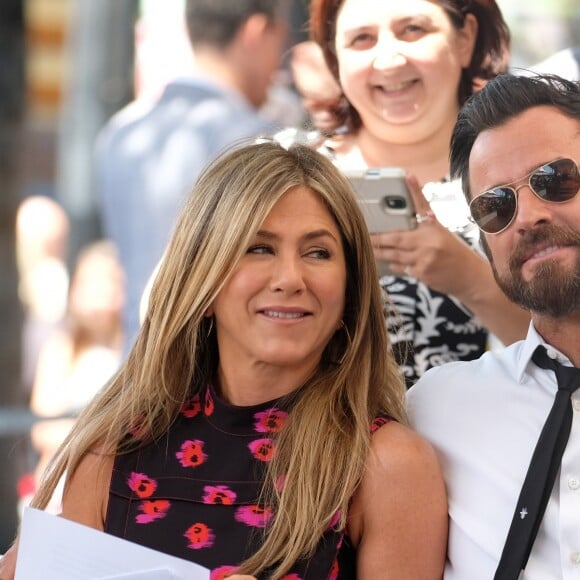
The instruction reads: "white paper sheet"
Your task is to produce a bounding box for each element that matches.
[15,507,210,580]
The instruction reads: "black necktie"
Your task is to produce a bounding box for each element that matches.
[494,345,580,580]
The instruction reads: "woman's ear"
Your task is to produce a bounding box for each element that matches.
[457,13,479,69]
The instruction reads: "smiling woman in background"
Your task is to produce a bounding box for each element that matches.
[310,0,531,385]
[0,142,447,580]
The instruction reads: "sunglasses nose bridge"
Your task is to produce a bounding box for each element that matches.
[510,182,555,229]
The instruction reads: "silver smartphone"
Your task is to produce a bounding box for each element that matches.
[345,168,417,233]
[345,168,417,277]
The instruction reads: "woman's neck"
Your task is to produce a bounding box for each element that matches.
[216,360,314,407]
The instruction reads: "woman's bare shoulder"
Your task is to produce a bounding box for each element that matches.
[61,446,116,530]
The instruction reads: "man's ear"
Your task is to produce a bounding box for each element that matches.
[236,13,271,50]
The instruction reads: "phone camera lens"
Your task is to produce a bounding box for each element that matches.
[383,196,407,210]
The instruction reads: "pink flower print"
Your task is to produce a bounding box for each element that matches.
[128,415,148,440]
[329,559,339,580]
[181,395,201,418]
[204,389,214,416]
[371,416,390,433]
[235,504,273,528]
[254,408,288,433]
[127,472,157,499]
[202,485,237,505]
[184,522,215,550]
[248,438,275,462]
[176,439,207,468]
[282,575,302,580]
[135,499,170,524]
[328,510,341,530]
[210,566,238,580]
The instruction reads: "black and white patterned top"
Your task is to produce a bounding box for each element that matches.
[321,143,488,387]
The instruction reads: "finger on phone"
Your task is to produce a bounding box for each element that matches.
[405,174,431,215]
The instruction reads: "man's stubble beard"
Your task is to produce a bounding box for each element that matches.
[488,224,580,318]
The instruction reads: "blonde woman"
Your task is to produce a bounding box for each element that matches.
[0,142,446,579]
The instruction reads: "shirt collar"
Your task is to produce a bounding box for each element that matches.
[517,321,574,383]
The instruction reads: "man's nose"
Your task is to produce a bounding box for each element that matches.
[512,184,554,232]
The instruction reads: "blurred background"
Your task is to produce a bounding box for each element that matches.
[0,0,578,552]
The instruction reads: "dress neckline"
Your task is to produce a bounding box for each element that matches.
[195,383,293,437]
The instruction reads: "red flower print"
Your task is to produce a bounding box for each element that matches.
[202,485,237,505]
[210,566,238,580]
[328,510,341,530]
[136,499,170,524]
[181,395,201,418]
[234,504,273,528]
[329,559,339,580]
[253,408,288,433]
[127,472,157,498]
[184,522,215,550]
[248,438,275,462]
[128,415,148,440]
[176,439,207,468]
[371,416,390,433]
[204,389,214,416]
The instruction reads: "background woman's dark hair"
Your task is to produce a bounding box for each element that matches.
[450,73,580,202]
[309,0,510,131]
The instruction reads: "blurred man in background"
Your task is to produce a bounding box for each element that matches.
[96,0,288,351]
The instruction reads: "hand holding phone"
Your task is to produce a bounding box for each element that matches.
[345,168,417,276]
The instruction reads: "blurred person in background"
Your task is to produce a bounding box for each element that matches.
[96,0,288,353]
[309,0,531,386]
[290,40,345,135]
[530,45,580,82]
[27,240,125,512]
[15,196,70,399]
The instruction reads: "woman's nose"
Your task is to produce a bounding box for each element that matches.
[268,254,306,294]
[372,36,407,70]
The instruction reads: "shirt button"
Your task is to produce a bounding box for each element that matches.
[546,347,559,360]
[569,477,580,490]
[573,400,580,412]
[571,552,580,565]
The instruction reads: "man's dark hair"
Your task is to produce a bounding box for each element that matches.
[450,73,580,201]
[185,0,284,48]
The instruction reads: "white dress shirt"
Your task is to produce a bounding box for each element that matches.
[407,323,580,579]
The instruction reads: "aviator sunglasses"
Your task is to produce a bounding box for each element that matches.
[469,158,580,234]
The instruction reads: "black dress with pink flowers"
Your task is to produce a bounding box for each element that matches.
[105,385,385,579]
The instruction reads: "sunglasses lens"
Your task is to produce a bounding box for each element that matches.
[530,158,580,202]
[470,188,516,234]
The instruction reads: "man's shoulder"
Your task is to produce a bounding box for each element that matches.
[408,341,525,404]
[97,77,272,156]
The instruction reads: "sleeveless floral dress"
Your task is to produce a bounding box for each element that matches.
[105,385,388,579]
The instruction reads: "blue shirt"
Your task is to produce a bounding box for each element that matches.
[96,76,277,350]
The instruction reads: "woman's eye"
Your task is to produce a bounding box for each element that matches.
[247,244,273,255]
[406,24,423,32]
[307,248,331,260]
[348,32,375,48]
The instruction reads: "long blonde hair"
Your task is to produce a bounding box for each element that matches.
[32,142,405,578]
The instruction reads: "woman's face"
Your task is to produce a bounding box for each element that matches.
[210,185,347,383]
[334,0,476,144]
